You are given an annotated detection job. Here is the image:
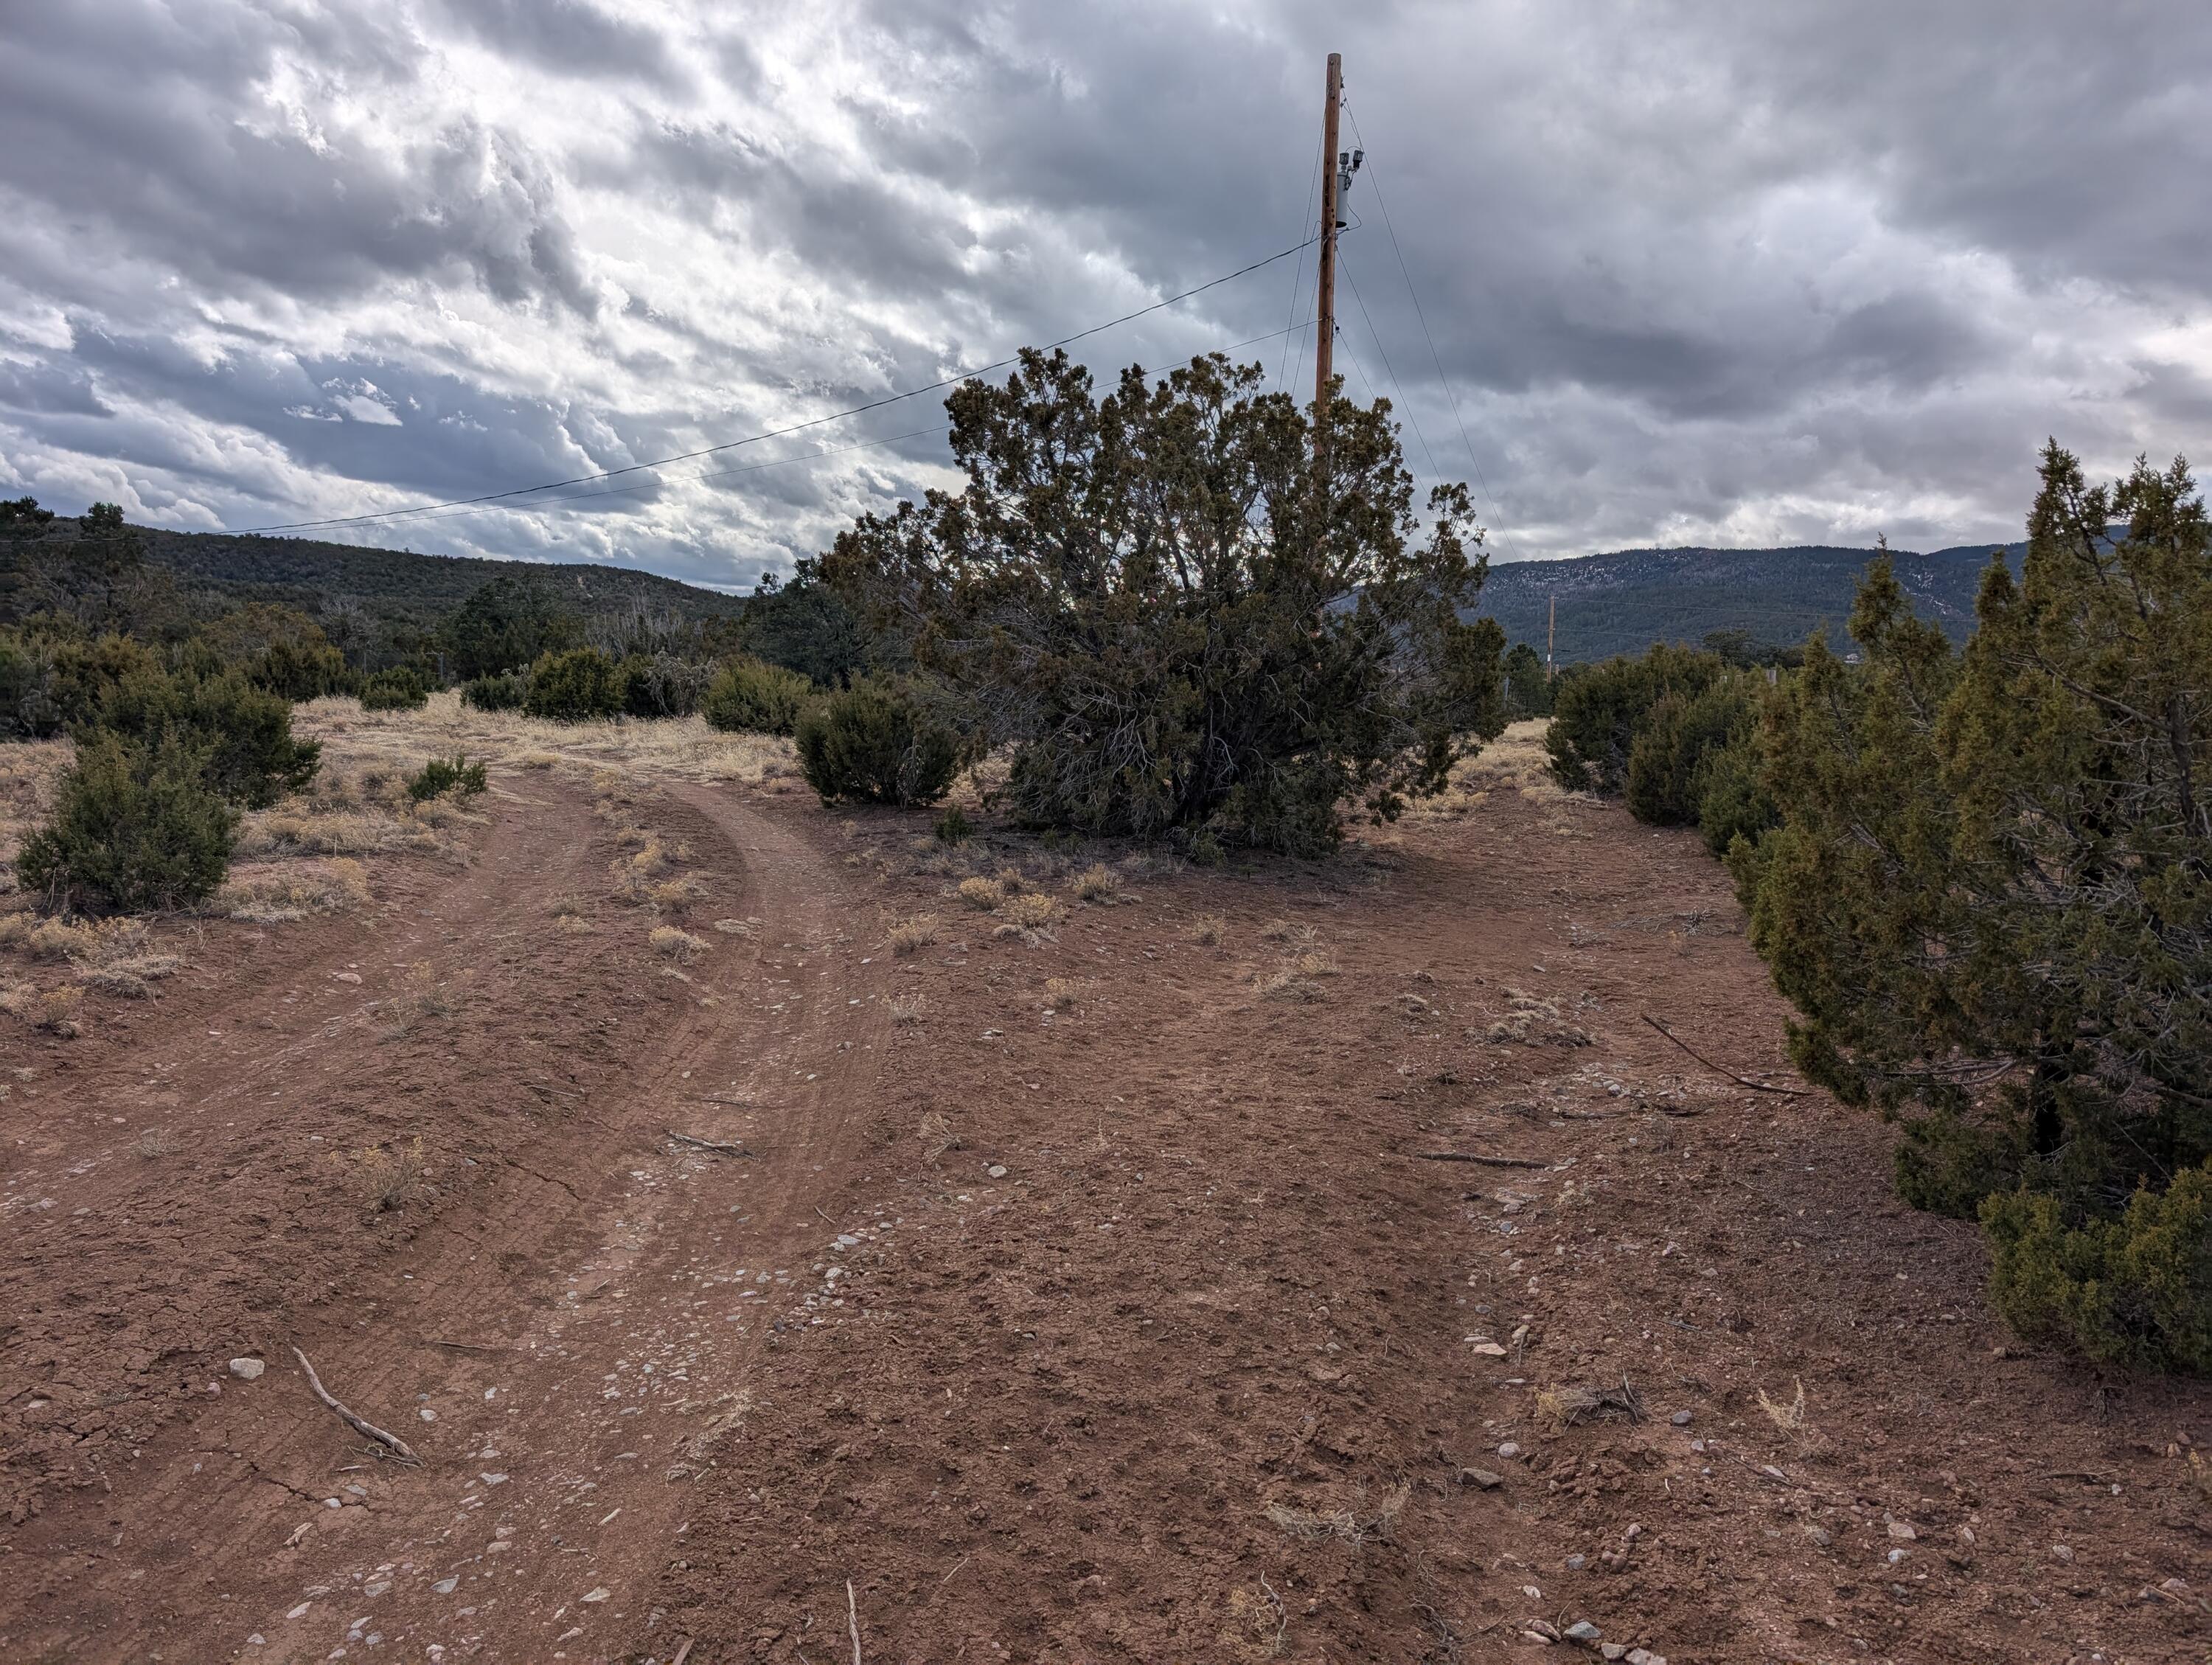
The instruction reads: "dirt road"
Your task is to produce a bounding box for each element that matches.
[2,760,2205,1664]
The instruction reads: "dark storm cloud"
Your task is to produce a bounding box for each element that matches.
[0,0,2207,580]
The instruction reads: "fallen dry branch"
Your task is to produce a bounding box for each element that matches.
[848,1577,863,1665]
[1641,1013,1815,1096]
[291,1347,422,1465]
[667,1130,751,1155]
[1413,1151,1550,1169]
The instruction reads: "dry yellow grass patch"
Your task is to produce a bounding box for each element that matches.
[996,892,1060,930]
[1481,987,1591,1047]
[1401,718,1576,823]
[956,876,1006,910]
[650,925,710,963]
[1043,976,1087,1013]
[918,1110,959,1164]
[1758,1377,1808,1432]
[215,857,372,923]
[1189,914,1225,946]
[1265,1481,1408,1546]
[886,913,940,956]
[888,993,928,1026]
[338,1135,428,1214]
[1,981,83,1035]
[1068,862,1122,904]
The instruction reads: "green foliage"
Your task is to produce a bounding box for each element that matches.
[1739,447,2212,1369]
[524,647,622,722]
[93,667,320,809]
[1702,628,1804,670]
[826,349,1505,855]
[408,754,488,802]
[1692,727,1779,858]
[460,671,529,712]
[1983,1164,2212,1374]
[737,559,868,686]
[1503,642,1554,718]
[1624,677,1764,828]
[702,656,814,735]
[442,576,582,678]
[1545,642,1724,793]
[0,627,161,739]
[793,678,959,807]
[933,804,971,844]
[359,666,431,711]
[619,653,711,719]
[16,730,237,912]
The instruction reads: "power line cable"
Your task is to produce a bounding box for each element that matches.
[1343,103,1520,563]
[322,324,1305,535]
[239,235,1318,537]
[1276,131,1325,396]
[1340,249,1442,484]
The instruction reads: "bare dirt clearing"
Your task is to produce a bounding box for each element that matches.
[1,722,2205,1663]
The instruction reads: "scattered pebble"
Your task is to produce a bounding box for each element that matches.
[987,1164,1008,1178]
[1669,1409,1692,1427]
[1497,1442,1521,1459]
[432,1578,459,1595]
[582,1586,611,1603]
[1460,1467,1504,1490]
[229,1358,265,1381]
[1566,1620,1602,1641]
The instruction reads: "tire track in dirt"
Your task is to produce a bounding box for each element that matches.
[2,777,893,1663]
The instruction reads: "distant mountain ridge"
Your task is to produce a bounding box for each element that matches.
[128,521,2025,667]
[1472,540,2027,664]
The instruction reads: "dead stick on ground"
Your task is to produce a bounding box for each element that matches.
[667,1131,752,1155]
[848,1577,863,1665]
[937,1555,970,1590]
[291,1347,422,1465]
[1413,1152,1550,1169]
[672,1642,694,1665]
[695,1094,754,1107]
[1641,1013,1815,1096]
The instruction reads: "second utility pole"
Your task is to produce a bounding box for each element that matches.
[1315,51,1342,410]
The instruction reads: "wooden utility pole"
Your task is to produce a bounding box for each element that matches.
[1315,52,1343,410]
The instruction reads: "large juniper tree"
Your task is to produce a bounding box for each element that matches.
[823,349,1505,855]
[1739,444,2212,1369]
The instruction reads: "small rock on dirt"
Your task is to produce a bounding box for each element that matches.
[1887,1520,1917,1540]
[1626,1650,1666,1665]
[228,1358,265,1380]
[1565,1620,1602,1641]
[987,1164,1008,1178]
[1669,1409,1692,1426]
[1498,1442,1521,1459]
[1460,1467,1504,1490]
[432,1577,458,1595]
[1804,1524,1833,1548]
[582,1587,611,1603]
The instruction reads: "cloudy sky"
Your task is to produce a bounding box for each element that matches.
[3,0,2208,589]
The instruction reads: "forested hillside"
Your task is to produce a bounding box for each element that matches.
[1475,539,2026,662]
[139,529,746,642]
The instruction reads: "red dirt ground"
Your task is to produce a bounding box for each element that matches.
[1,762,2205,1664]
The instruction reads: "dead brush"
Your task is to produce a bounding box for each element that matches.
[1534,1377,1643,1430]
[885,913,941,957]
[1259,918,1316,945]
[1069,863,1122,905]
[1265,1481,1410,1547]
[1258,968,1326,1004]
[1189,914,1225,946]
[647,875,706,911]
[1482,988,1592,1048]
[548,893,593,935]
[135,1126,177,1160]
[888,993,928,1026]
[918,1110,959,1164]
[650,925,710,964]
[1043,977,1086,1014]
[340,1135,428,1214]
[957,877,1006,911]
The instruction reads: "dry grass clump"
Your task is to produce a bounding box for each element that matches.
[1189,914,1225,947]
[214,858,372,923]
[888,993,928,1026]
[1482,988,1591,1047]
[340,1135,428,1214]
[957,876,1006,911]
[549,893,594,934]
[380,961,461,1036]
[1401,719,1569,823]
[650,925,710,963]
[1758,1377,1808,1432]
[918,1110,959,1164]
[886,913,941,957]
[993,892,1061,942]
[136,1126,177,1160]
[1265,1481,1409,1547]
[1259,918,1315,945]
[1258,968,1325,1004]
[1043,977,1086,1013]
[1068,863,1123,905]
[713,917,757,936]
[1,981,83,1035]
[1290,950,1340,979]
[647,875,706,910]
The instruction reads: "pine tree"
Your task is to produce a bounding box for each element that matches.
[1739,446,2212,1369]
